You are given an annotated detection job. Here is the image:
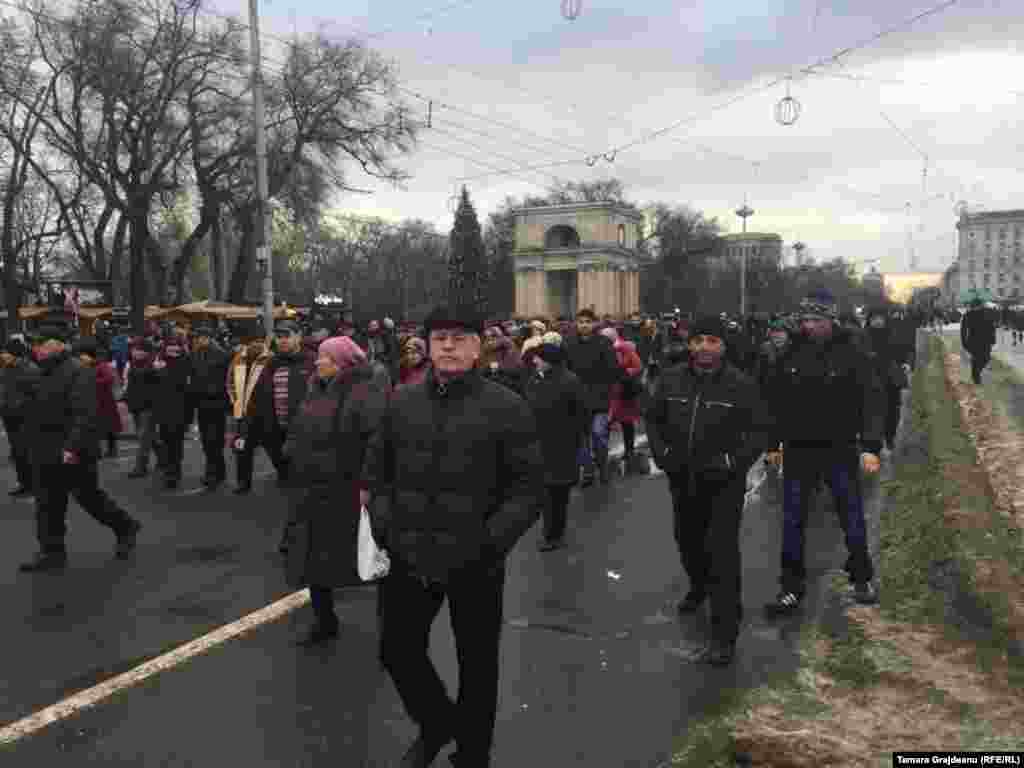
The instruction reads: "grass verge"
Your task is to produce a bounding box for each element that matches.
[666,333,1024,767]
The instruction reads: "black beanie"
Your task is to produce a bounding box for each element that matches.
[687,314,727,341]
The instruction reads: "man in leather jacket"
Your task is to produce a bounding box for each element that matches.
[645,314,773,666]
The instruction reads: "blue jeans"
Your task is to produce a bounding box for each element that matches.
[780,446,873,594]
[577,412,610,476]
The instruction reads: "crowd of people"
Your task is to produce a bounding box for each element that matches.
[3,291,945,768]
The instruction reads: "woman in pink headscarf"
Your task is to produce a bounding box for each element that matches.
[283,335,387,646]
[600,326,643,467]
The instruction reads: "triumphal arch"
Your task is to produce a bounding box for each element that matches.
[512,201,643,319]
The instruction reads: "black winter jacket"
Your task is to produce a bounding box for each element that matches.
[125,364,159,414]
[153,355,194,429]
[564,333,621,413]
[522,364,588,486]
[645,361,772,479]
[188,344,230,408]
[961,308,996,353]
[25,352,99,464]
[363,367,545,583]
[768,330,884,454]
[0,358,40,415]
[247,351,310,434]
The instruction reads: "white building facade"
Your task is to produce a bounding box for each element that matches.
[956,209,1024,301]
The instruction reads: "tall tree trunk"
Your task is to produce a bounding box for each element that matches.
[227,207,254,303]
[92,205,113,286]
[110,215,127,305]
[171,205,215,304]
[128,210,151,334]
[210,212,224,301]
[146,238,167,306]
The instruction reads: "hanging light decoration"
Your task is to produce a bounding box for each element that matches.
[774,79,801,126]
[561,0,582,21]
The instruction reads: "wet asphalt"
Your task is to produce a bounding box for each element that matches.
[0,417,889,767]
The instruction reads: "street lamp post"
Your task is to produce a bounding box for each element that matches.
[735,203,755,315]
[248,0,275,338]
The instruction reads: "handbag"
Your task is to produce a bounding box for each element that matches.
[357,505,390,581]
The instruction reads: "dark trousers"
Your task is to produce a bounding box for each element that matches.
[379,563,505,764]
[622,422,636,457]
[310,585,338,628]
[669,471,745,645]
[542,484,572,542]
[969,347,991,383]
[780,444,874,594]
[3,414,32,488]
[33,461,136,553]
[158,424,187,480]
[884,386,901,447]
[235,424,289,486]
[196,405,227,481]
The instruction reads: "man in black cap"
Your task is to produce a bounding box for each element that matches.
[364,303,544,768]
[960,296,996,385]
[763,290,883,615]
[189,322,230,489]
[19,325,141,572]
[645,314,773,666]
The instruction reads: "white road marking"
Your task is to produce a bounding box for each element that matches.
[0,589,311,745]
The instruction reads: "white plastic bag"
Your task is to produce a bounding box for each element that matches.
[357,505,390,581]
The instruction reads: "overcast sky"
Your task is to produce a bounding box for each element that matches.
[211,0,1023,273]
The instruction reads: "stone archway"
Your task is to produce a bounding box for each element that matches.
[544,225,581,249]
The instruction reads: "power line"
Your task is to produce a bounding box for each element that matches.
[804,69,1024,99]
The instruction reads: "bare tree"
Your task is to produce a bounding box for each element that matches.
[223,33,416,302]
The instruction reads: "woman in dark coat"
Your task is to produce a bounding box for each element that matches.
[522,339,588,551]
[284,335,386,646]
[152,336,194,489]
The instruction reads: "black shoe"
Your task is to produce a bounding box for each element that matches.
[127,469,149,479]
[676,590,708,614]
[233,484,252,495]
[400,733,455,768]
[115,521,142,559]
[18,552,68,573]
[852,581,879,605]
[9,486,33,498]
[695,640,736,667]
[294,622,339,647]
[537,538,565,552]
[764,590,804,618]
[579,474,595,488]
[164,477,180,490]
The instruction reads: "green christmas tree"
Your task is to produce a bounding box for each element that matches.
[448,186,488,316]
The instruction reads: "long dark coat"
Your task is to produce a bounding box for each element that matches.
[25,353,99,465]
[285,365,386,589]
[522,363,588,486]
[95,361,124,434]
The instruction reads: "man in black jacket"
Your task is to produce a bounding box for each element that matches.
[1,338,40,496]
[645,315,773,666]
[19,325,141,573]
[564,307,620,485]
[363,303,544,768]
[153,335,194,490]
[960,297,996,384]
[763,291,884,615]
[189,323,230,489]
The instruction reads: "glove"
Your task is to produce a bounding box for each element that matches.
[861,452,881,475]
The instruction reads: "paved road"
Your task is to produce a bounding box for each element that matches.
[0,423,888,767]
